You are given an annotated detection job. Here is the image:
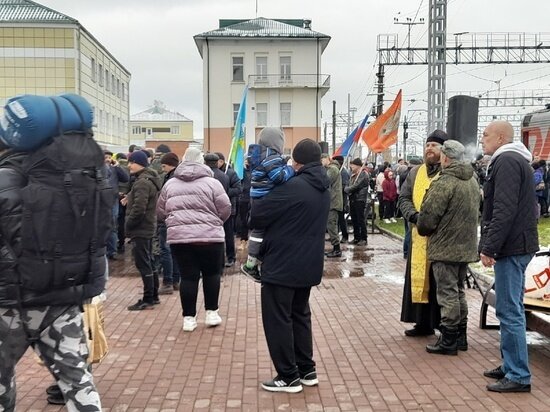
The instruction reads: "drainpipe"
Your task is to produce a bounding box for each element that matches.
[316,38,320,141]
[206,38,211,151]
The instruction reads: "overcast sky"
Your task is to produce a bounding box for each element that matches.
[39,0,550,142]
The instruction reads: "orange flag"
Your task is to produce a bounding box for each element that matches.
[361,90,402,153]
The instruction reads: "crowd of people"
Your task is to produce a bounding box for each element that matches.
[0,118,541,411]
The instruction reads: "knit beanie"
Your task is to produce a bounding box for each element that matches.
[258,127,285,154]
[128,150,149,167]
[183,147,203,163]
[292,139,321,165]
[160,152,179,167]
[156,144,171,154]
[426,129,448,145]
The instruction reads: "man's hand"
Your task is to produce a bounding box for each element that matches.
[120,195,128,206]
[480,253,495,267]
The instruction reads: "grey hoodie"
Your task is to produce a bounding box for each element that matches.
[258,127,285,154]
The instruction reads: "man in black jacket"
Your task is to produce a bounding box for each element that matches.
[250,139,330,393]
[0,146,103,410]
[124,150,162,311]
[215,152,242,266]
[479,121,539,393]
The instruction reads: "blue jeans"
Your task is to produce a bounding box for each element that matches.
[494,253,534,384]
[106,202,119,257]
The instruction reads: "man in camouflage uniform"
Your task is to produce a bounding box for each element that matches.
[0,146,103,411]
[416,140,480,355]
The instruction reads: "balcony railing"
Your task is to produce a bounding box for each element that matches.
[248,74,330,89]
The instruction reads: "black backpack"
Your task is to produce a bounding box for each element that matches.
[17,131,112,300]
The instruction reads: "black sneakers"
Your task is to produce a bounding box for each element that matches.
[486,377,531,393]
[483,365,505,380]
[261,376,303,393]
[300,370,319,387]
[127,299,154,311]
[241,264,261,283]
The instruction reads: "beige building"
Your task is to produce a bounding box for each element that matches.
[0,0,131,147]
[130,101,194,157]
[194,18,331,155]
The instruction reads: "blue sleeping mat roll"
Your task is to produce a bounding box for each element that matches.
[0,93,94,151]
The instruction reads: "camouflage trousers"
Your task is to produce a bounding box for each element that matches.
[432,261,469,330]
[0,305,101,412]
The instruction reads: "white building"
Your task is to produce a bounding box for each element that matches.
[194,18,330,155]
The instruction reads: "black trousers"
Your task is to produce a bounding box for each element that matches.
[223,216,236,261]
[172,243,224,317]
[261,283,315,380]
[337,210,349,240]
[237,200,250,241]
[117,204,126,249]
[350,200,367,241]
[132,237,158,303]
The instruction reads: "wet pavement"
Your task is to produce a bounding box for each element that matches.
[13,233,550,411]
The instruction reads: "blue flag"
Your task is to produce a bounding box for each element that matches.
[229,87,248,179]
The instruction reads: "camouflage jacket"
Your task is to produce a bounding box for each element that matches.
[417,161,480,263]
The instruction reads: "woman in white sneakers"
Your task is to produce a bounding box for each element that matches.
[157,148,231,332]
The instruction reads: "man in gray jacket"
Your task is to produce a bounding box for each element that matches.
[416,140,480,355]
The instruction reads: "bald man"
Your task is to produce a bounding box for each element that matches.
[479,121,538,393]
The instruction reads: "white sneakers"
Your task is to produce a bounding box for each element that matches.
[384,219,391,224]
[205,309,222,326]
[183,310,222,332]
[390,217,397,223]
[183,316,197,332]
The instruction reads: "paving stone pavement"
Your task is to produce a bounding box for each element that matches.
[13,232,550,411]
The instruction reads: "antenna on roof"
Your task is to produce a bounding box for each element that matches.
[255,0,258,17]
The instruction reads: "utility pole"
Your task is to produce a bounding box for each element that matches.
[346,93,357,137]
[376,64,384,116]
[332,100,336,153]
[394,15,425,62]
[427,0,448,132]
[403,116,409,160]
[323,122,327,142]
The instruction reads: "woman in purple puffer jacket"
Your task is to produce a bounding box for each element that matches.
[157,147,231,332]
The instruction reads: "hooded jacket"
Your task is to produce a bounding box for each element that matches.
[417,161,480,262]
[479,142,539,258]
[125,167,162,238]
[382,170,398,202]
[0,150,106,308]
[156,161,231,244]
[249,162,330,287]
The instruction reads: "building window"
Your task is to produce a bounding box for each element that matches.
[98,109,103,132]
[232,104,240,125]
[280,103,291,126]
[111,74,116,95]
[146,128,153,137]
[98,64,104,86]
[117,79,121,98]
[122,83,126,101]
[255,56,267,80]
[232,56,244,82]
[280,56,291,81]
[171,126,180,135]
[132,125,141,135]
[91,58,96,82]
[105,69,110,91]
[256,103,267,127]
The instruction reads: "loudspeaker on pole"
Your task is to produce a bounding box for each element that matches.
[446,95,479,150]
